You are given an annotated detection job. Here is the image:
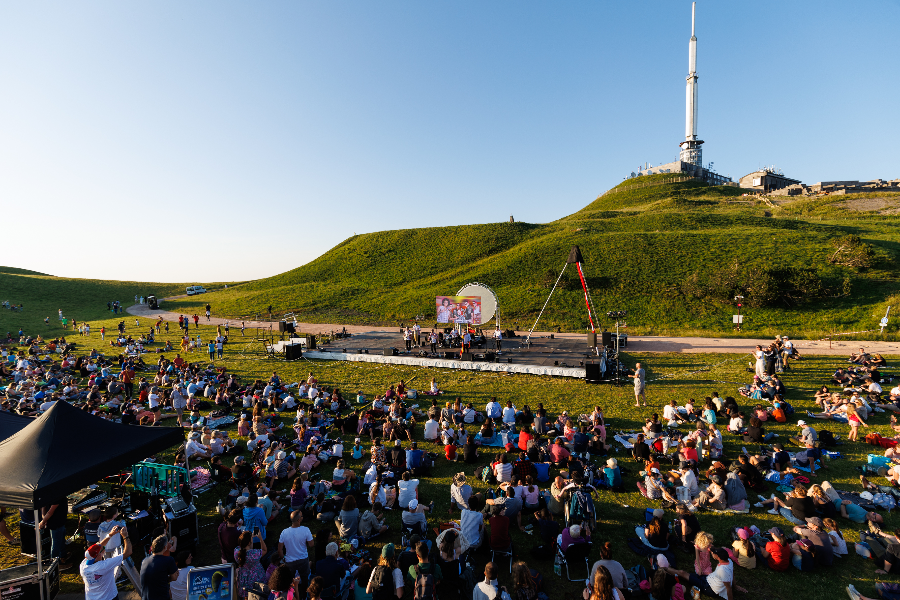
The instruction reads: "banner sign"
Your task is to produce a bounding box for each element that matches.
[436,296,482,324]
[187,564,233,600]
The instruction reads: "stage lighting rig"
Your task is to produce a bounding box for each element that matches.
[606,310,628,320]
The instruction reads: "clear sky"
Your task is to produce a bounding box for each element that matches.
[2,1,898,283]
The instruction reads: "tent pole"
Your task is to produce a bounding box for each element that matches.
[34,509,45,600]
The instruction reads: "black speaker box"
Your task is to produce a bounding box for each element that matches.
[587,332,597,348]
[444,351,455,359]
[286,344,302,361]
[485,352,496,362]
[19,521,50,556]
[461,353,474,361]
[585,362,603,383]
[306,335,317,349]
[278,321,287,332]
[383,348,398,357]
[601,331,612,347]
[166,508,199,549]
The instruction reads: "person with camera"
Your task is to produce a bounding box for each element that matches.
[80,525,133,600]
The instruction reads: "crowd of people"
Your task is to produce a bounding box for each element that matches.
[4,322,900,600]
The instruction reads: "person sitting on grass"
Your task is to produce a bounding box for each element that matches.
[757,484,813,526]
[660,547,744,599]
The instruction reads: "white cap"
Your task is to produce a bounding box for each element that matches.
[797,420,807,427]
[408,499,419,510]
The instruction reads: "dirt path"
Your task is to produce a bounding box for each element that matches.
[126,302,900,356]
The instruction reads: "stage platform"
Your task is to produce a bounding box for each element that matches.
[281,331,605,379]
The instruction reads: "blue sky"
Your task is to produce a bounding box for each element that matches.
[2,1,898,283]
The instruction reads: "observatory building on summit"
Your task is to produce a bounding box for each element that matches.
[632,2,731,185]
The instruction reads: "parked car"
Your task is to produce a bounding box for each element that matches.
[186,286,207,296]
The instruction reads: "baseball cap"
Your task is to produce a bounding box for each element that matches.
[797,420,807,427]
[805,516,824,528]
[408,499,419,510]
[381,543,396,558]
[85,543,105,560]
[767,526,783,536]
[650,468,661,474]
[504,443,515,452]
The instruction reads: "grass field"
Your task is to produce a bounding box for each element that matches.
[2,300,900,600]
[137,176,900,340]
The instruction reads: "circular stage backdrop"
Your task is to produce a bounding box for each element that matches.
[456,282,498,325]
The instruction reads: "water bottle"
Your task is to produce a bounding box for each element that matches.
[553,553,562,576]
[217,500,224,515]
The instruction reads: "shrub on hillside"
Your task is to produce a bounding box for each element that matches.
[827,234,874,270]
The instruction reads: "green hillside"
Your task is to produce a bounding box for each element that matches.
[121,177,900,337]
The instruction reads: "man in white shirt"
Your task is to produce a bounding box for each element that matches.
[663,547,735,599]
[485,398,502,420]
[79,526,133,600]
[281,394,297,410]
[278,511,314,584]
[473,562,510,600]
[423,417,440,442]
[462,404,477,424]
[397,472,419,509]
[185,432,212,460]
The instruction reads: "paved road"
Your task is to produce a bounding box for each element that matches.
[126,302,900,356]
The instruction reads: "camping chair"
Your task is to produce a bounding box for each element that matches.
[490,539,513,573]
[557,542,592,581]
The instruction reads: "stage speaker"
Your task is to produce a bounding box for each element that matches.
[444,351,455,359]
[278,321,287,332]
[306,335,317,349]
[587,332,597,348]
[284,322,295,333]
[485,352,496,362]
[383,348,398,357]
[166,508,199,549]
[285,344,302,361]
[461,353,474,361]
[585,362,603,383]
[601,331,612,347]
[129,490,150,511]
[19,521,50,556]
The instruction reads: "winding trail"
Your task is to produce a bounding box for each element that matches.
[126,299,900,356]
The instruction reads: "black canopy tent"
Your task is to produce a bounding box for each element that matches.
[0,401,184,600]
[0,410,34,440]
[0,400,184,509]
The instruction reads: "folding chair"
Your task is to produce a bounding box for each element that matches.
[490,541,513,573]
[557,542,592,581]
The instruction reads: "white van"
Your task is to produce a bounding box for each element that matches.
[186,286,207,296]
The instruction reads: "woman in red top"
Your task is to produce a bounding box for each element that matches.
[678,440,699,465]
[518,426,533,452]
[757,526,790,571]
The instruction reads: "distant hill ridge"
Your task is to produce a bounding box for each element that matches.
[6,176,900,337]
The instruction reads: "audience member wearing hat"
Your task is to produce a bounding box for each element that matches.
[79,524,133,596]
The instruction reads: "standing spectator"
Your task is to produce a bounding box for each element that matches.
[633,362,646,407]
[278,510,314,586]
[169,551,193,600]
[79,525,133,600]
[235,531,267,598]
[140,535,178,600]
[39,497,70,569]
[217,510,242,564]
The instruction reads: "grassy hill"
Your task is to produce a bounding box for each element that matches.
[4,176,898,338]
[154,175,900,339]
